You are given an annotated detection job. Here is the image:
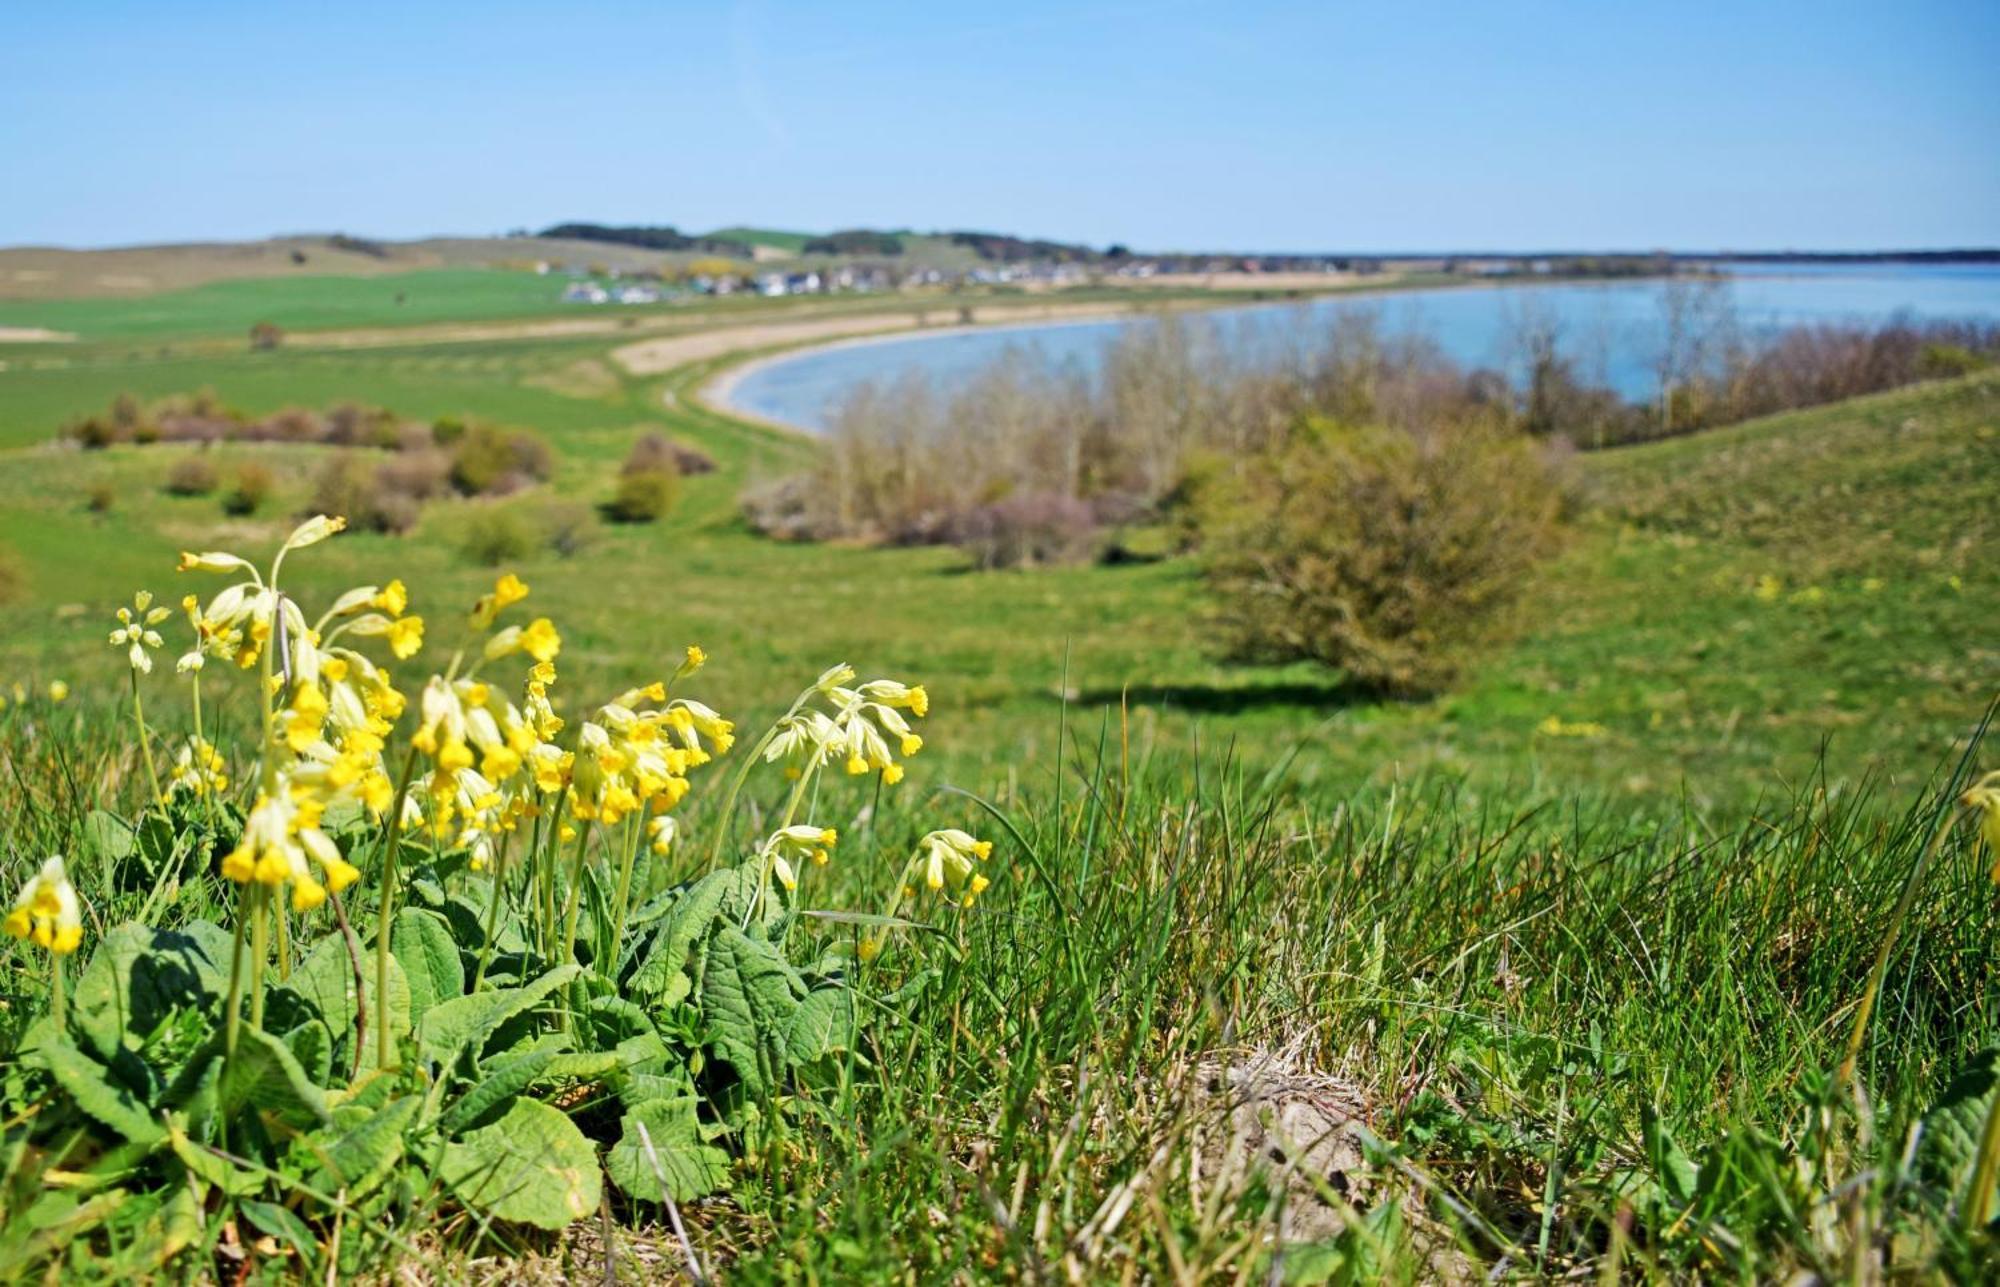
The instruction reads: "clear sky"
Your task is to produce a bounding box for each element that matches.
[3,0,1995,252]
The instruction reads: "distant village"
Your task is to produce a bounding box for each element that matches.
[548,253,1639,306]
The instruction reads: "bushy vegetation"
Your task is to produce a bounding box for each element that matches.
[162,454,219,497]
[602,433,682,524]
[1198,414,1568,693]
[220,462,274,516]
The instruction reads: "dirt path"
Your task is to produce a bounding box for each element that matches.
[611,299,1172,377]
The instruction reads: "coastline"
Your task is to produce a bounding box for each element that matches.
[688,273,1649,432]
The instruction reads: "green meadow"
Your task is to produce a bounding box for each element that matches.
[0,276,1996,1279]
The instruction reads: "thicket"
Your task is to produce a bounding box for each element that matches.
[63,393,555,532]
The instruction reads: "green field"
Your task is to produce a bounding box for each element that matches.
[0,269,590,343]
[0,273,1996,1279]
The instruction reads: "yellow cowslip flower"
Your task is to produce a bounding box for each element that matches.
[280,514,347,553]
[109,591,171,674]
[280,679,330,753]
[168,737,229,798]
[679,644,707,676]
[1964,771,2000,883]
[648,815,678,855]
[47,680,68,703]
[861,679,929,719]
[762,825,839,891]
[6,857,83,954]
[520,618,560,663]
[387,616,424,659]
[818,675,929,783]
[219,787,358,912]
[916,829,994,908]
[373,579,408,618]
[469,573,530,629]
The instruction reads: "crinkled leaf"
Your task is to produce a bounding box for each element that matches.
[83,810,137,862]
[417,964,581,1071]
[393,908,463,1022]
[440,1048,562,1134]
[240,1198,318,1266]
[311,1094,419,1200]
[627,868,758,1005]
[72,921,233,1063]
[698,926,807,1096]
[290,933,411,1075]
[40,1035,164,1147]
[439,1096,601,1230]
[219,1026,329,1128]
[1918,1047,2000,1211]
[606,1093,730,1203]
[785,986,857,1065]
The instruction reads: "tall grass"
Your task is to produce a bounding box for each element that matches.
[5,685,1995,1278]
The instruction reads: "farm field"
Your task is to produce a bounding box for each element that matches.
[0,275,1996,1280]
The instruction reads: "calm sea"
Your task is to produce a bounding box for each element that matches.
[720,263,2000,433]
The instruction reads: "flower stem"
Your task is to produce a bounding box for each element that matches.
[129,670,164,809]
[374,745,420,1069]
[559,820,593,966]
[608,817,644,970]
[223,889,249,1055]
[247,885,270,1032]
[51,955,66,1033]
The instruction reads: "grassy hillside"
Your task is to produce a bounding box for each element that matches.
[0,327,1989,810]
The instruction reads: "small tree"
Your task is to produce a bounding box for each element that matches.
[1199,416,1566,695]
[249,321,285,351]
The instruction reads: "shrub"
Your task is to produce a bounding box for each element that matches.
[309,455,375,525]
[450,423,554,496]
[220,463,275,517]
[312,453,440,534]
[85,483,116,514]
[457,504,539,566]
[626,431,717,479]
[249,320,284,350]
[164,455,219,496]
[605,468,679,523]
[1200,415,1566,695]
[539,500,595,558]
[950,491,1098,569]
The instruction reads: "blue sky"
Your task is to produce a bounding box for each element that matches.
[3,1,1995,251]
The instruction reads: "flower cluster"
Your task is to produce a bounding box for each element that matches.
[6,857,82,954]
[764,665,929,784]
[183,517,412,911]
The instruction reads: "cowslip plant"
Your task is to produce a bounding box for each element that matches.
[4,514,1002,1272]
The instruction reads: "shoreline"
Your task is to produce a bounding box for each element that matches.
[689,273,1663,432]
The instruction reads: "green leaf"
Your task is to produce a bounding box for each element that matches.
[439,1096,602,1230]
[606,1093,730,1203]
[290,933,411,1074]
[219,1027,329,1129]
[83,810,137,862]
[40,1035,165,1147]
[311,1094,419,1200]
[417,964,581,1071]
[439,1048,562,1134]
[1918,1047,2000,1210]
[785,986,857,1065]
[72,921,234,1063]
[240,1199,317,1265]
[392,909,463,1023]
[627,868,758,1006]
[1642,1105,1699,1207]
[698,926,807,1096]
